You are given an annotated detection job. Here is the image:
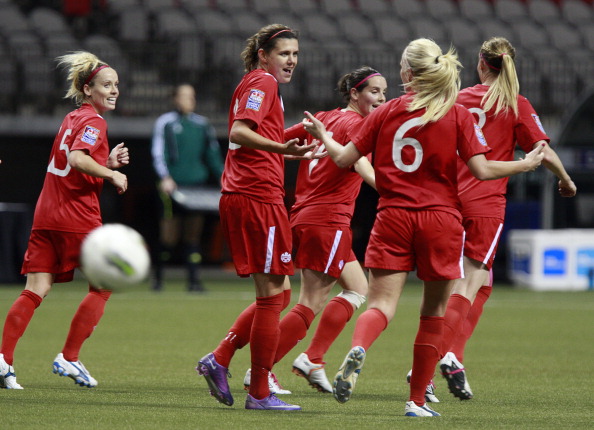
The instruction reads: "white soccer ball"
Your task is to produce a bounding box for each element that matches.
[81,223,150,289]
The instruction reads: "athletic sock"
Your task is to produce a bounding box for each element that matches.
[351,308,388,351]
[213,302,256,368]
[62,289,111,362]
[213,289,291,368]
[410,316,443,405]
[451,285,492,362]
[249,292,284,400]
[0,290,43,365]
[274,304,315,364]
[305,296,354,363]
[440,294,471,356]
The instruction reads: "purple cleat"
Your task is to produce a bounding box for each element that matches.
[196,353,234,406]
[245,393,302,411]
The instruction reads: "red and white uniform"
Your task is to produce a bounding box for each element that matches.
[285,109,365,277]
[222,69,286,204]
[350,94,491,280]
[32,104,109,233]
[22,104,110,281]
[220,69,293,276]
[456,84,549,267]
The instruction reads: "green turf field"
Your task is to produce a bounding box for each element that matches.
[1,272,592,429]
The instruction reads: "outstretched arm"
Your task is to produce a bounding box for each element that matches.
[467,143,545,180]
[230,119,317,156]
[302,111,362,168]
[538,141,577,197]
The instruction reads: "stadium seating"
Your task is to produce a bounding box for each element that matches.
[0,0,592,122]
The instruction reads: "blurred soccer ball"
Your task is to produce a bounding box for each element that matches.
[81,223,150,289]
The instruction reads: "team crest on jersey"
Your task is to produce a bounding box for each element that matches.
[531,114,546,134]
[280,252,292,264]
[473,124,488,146]
[81,125,100,145]
[246,89,265,111]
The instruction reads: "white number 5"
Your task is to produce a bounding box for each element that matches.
[47,128,72,177]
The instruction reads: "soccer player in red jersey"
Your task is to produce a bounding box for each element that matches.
[0,51,129,389]
[195,24,318,411]
[265,67,387,393]
[438,37,576,400]
[303,38,545,417]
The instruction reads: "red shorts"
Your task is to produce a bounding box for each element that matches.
[220,194,294,277]
[292,224,356,278]
[462,216,504,270]
[365,208,464,281]
[21,229,88,283]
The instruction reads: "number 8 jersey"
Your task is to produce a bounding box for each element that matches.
[350,93,490,217]
[33,104,109,233]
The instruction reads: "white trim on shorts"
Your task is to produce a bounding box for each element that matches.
[324,230,343,274]
[459,230,466,278]
[264,226,276,273]
[482,222,503,265]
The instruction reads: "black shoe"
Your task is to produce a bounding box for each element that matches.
[188,281,206,293]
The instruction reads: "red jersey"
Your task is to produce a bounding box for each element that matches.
[286,108,367,226]
[456,84,549,218]
[32,104,109,233]
[222,69,286,204]
[351,93,490,217]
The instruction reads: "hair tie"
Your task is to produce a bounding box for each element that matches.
[500,53,508,57]
[353,72,382,90]
[480,52,501,71]
[84,65,109,86]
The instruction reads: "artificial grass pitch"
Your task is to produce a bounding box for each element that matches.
[1,275,592,429]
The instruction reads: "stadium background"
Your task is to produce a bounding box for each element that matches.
[1,0,593,283]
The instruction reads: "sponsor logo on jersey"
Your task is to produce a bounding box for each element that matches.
[473,124,488,146]
[280,252,292,263]
[246,89,265,111]
[531,114,546,134]
[81,125,100,145]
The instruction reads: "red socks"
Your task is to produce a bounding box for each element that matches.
[351,308,388,351]
[249,292,284,399]
[440,294,471,356]
[450,285,492,362]
[274,304,315,364]
[62,288,111,362]
[410,316,444,405]
[0,290,43,365]
[214,289,291,368]
[305,296,354,363]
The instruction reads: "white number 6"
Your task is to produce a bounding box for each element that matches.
[393,117,423,173]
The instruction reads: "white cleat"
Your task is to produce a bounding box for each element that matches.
[52,353,98,388]
[333,346,366,403]
[292,352,332,393]
[404,400,441,417]
[0,353,23,389]
[243,368,291,395]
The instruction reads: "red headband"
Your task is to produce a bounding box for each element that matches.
[265,29,292,44]
[84,65,109,86]
[353,72,382,90]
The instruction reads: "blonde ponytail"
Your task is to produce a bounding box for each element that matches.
[402,39,461,125]
[479,37,519,117]
[56,51,109,106]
